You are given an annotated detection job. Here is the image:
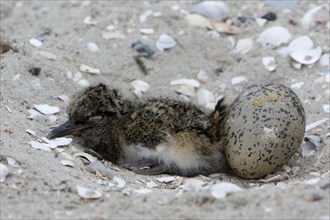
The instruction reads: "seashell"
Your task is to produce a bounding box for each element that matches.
[34,104,60,115]
[27,109,41,119]
[130,80,150,98]
[139,28,155,35]
[323,104,330,113]
[196,70,208,83]
[26,129,37,136]
[85,160,114,180]
[174,85,196,97]
[305,118,328,131]
[255,18,268,27]
[258,26,291,47]
[79,64,101,74]
[207,22,240,34]
[290,82,304,89]
[60,160,74,167]
[102,31,126,40]
[78,79,90,87]
[12,74,20,81]
[291,61,302,69]
[191,1,229,21]
[87,42,98,53]
[234,38,253,54]
[41,137,72,146]
[76,185,102,199]
[262,56,276,72]
[83,16,97,25]
[290,46,322,65]
[197,89,214,107]
[302,5,329,29]
[231,76,247,85]
[30,141,56,151]
[170,79,200,88]
[157,176,175,183]
[155,34,176,51]
[37,51,57,60]
[0,163,9,183]
[74,152,97,164]
[185,14,210,27]
[288,36,314,53]
[29,38,43,48]
[112,176,126,189]
[210,182,242,199]
[146,181,158,188]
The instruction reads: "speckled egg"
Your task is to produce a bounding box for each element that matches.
[224,82,306,179]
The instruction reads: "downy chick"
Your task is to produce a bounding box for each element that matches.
[48,83,229,177]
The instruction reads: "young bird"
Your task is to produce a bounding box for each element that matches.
[48,83,229,177]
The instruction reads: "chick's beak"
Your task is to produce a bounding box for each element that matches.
[47,120,85,139]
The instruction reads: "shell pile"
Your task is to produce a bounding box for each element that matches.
[224,83,306,179]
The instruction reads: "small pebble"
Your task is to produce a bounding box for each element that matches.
[261,12,277,21]
[28,67,41,76]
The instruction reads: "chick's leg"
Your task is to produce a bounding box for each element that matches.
[121,159,167,175]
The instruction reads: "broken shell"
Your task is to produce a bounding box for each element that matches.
[156,34,176,52]
[197,89,215,107]
[208,22,240,34]
[85,160,114,180]
[320,53,329,66]
[61,160,75,167]
[290,82,304,89]
[146,181,158,188]
[0,163,9,183]
[170,79,200,88]
[30,141,56,151]
[102,31,126,40]
[76,185,102,199]
[262,56,276,72]
[290,46,322,65]
[191,1,229,21]
[305,118,329,131]
[27,109,42,119]
[130,80,150,98]
[211,182,242,199]
[29,38,43,48]
[26,129,37,136]
[196,70,208,83]
[140,28,154,35]
[79,64,101,74]
[323,104,330,113]
[258,26,291,47]
[41,137,72,146]
[157,176,175,183]
[302,5,329,29]
[185,14,210,27]
[37,51,57,60]
[87,42,98,53]
[288,36,314,52]
[83,16,98,25]
[231,76,247,85]
[181,178,205,191]
[234,38,253,55]
[74,152,97,164]
[34,104,60,115]
[112,176,126,189]
[175,85,196,97]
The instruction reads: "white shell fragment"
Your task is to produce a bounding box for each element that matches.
[288,36,314,53]
[323,104,330,113]
[235,38,253,55]
[146,181,158,188]
[156,34,176,51]
[85,160,114,180]
[191,1,229,21]
[78,79,90,87]
[76,185,102,199]
[83,16,98,25]
[0,163,9,183]
[60,160,75,167]
[181,178,205,191]
[262,56,276,72]
[34,104,60,115]
[27,109,42,119]
[41,137,72,146]
[112,176,126,189]
[102,31,126,40]
[170,79,200,88]
[211,182,243,199]
[134,188,153,195]
[87,42,98,53]
[231,76,247,85]
[37,51,57,60]
[196,70,208,83]
[290,46,322,65]
[140,28,155,35]
[29,38,43,48]
[130,80,150,98]
[26,129,37,136]
[30,141,56,151]
[302,5,329,29]
[157,176,175,183]
[175,85,196,97]
[79,64,101,74]
[197,89,215,107]
[258,26,291,47]
[74,152,97,164]
[305,118,329,131]
[290,82,305,89]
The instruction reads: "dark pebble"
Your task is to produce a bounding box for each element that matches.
[131,40,155,58]
[28,67,41,76]
[261,12,277,21]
